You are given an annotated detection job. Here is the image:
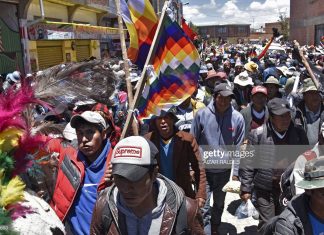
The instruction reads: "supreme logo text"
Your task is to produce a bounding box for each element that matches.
[115,146,142,158]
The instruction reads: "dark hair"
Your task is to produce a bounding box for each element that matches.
[149,113,179,132]
[148,164,158,178]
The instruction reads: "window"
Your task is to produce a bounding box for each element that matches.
[200,28,207,34]
[315,24,324,45]
[218,27,226,33]
[238,26,246,33]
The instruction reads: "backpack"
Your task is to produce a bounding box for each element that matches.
[101,187,189,235]
[261,208,302,235]
[279,150,317,208]
[279,162,295,208]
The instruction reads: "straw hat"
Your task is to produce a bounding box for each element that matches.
[244,61,259,72]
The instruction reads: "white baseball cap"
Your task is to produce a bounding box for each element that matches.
[111,136,158,182]
[63,122,77,141]
[70,111,107,129]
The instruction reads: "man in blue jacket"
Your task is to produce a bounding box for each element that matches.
[191,83,245,235]
[51,111,112,235]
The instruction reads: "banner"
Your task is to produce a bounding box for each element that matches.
[28,21,123,40]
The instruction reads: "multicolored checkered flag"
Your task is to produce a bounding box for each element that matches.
[120,0,158,69]
[137,14,200,122]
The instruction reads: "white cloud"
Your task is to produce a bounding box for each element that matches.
[249,2,263,10]
[199,0,218,9]
[249,0,289,10]
[183,5,207,21]
[220,0,249,18]
[187,0,290,29]
[182,0,219,21]
[247,0,290,28]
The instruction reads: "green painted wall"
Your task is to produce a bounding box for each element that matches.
[0,18,23,74]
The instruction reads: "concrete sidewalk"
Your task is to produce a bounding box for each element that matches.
[218,192,260,235]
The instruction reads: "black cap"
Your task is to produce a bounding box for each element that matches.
[267,98,291,115]
[214,83,234,97]
[158,106,179,122]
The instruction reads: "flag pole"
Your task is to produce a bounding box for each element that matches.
[120,1,169,139]
[114,0,139,136]
[294,40,320,89]
[257,37,274,60]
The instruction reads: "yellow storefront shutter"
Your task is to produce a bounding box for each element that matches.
[37,41,63,70]
[76,40,90,62]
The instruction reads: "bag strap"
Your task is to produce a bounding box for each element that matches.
[102,205,112,234]
[101,189,113,234]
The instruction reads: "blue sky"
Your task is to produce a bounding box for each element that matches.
[183,0,290,29]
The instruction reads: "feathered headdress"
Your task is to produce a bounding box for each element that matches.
[0,82,48,232]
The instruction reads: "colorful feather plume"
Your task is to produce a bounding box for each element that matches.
[0,80,49,231]
[12,132,48,177]
[0,152,15,184]
[0,84,38,133]
[0,128,24,153]
[7,204,35,221]
[0,174,25,208]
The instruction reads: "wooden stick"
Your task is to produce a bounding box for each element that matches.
[115,0,139,136]
[120,1,169,139]
[294,40,320,89]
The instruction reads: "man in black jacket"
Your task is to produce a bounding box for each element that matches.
[294,78,324,146]
[90,136,204,235]
[273,157,324,234]
[239,98,309,230]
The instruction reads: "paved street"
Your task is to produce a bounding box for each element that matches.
[219,192,260,235]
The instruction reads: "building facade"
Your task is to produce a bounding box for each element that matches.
[290,0,324,45]
[197,24,250,44]
[249,20,290,43]
[264,22,283,34]
[0,0,24,75]
[13,0,122,73]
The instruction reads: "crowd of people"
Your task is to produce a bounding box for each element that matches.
[1,37,324,235]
